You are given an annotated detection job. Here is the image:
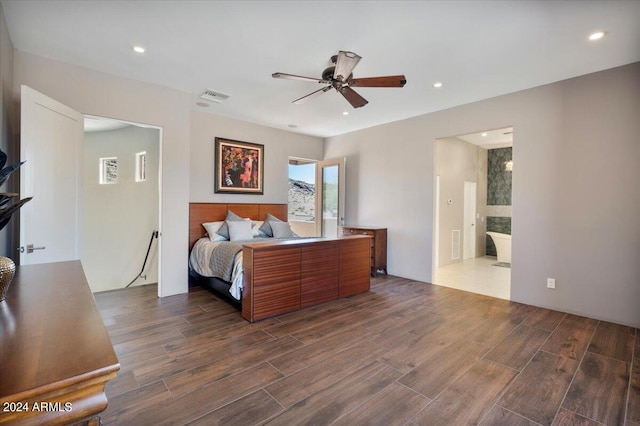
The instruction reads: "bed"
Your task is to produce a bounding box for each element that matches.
[188,202,371,322]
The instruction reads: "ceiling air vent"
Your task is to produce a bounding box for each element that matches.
[200,89,231,104]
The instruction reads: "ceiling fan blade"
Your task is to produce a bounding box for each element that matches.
[333,51,361,82]
[348,75,407,88]
[292,86,333,104]
[272,72,329,84]
[339,86,368,108]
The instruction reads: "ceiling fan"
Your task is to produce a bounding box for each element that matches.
[272,51,407,109]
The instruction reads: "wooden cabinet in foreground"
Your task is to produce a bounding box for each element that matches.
[340,226,388,276]
[0,261,119,425]
[242,236,371,322]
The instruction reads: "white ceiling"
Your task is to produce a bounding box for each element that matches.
[83,116,130,133]
[3,1,639,138]
[457,127,513,149]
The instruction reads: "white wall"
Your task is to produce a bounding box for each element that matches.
[325,62,640,328]
[190,111,323,203]
[14,51,191,297]
[435,137,487,267]
[83,125,159,292]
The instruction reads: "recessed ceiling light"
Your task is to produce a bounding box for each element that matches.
[133,46,146,53]
[342,111,349,116]
[196,101,209,108]
[588,31,605,41]
[433,82,443,88]
[481,132,488,137]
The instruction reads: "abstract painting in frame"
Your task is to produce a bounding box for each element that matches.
[214,137,264,194]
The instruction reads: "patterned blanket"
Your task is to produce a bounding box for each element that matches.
[209,239,252,282]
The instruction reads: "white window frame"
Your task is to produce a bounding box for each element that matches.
[135,151,147,182]
[99,157,118,184]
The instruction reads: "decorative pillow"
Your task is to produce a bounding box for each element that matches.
[251,221,267,238]
[258,213,284,237]
[270,221,297,238]
[227,220,254,241]
[216,210,245,239]
[202,221,225,242]
[210,233,227,242]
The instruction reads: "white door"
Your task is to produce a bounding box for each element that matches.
[20,86,84,264]
[463,181,477,259]
[316,157,345,237]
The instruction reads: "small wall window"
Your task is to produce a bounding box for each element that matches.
[135,151,147,182]
[99,157,118,184]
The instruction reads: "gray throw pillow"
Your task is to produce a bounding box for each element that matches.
[216,210,244,239]
[227,220,254,241]
[270,221,296,238]
[258,213,283,237]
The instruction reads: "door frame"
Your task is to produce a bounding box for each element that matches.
[84,114,163,295]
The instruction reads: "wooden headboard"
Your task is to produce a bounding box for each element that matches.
[189,202,288,249]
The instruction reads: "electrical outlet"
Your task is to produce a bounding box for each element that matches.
[547,278,556,289]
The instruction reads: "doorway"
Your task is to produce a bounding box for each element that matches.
[288,156,346,238]
[288,158,317,237]
[433,127,513,300]
[19,86,164,295]
[83,116,161,293]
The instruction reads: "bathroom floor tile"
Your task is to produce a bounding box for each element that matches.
[433,256,510,300]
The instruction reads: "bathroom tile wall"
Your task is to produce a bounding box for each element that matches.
[486,147,512,256]
[486,205,511,217]
[487,147,512,205]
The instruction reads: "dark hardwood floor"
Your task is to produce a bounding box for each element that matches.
[94,276,640,426]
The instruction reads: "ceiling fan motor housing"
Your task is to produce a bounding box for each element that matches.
[322,66,353,83]
[322,66,335,81]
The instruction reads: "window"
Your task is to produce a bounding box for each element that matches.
[135,151,147,182]
[288,158,317,237]
[99,157,118,184]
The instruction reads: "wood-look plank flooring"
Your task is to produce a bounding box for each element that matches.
[94,276,639,426]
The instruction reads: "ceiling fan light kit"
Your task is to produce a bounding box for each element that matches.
[272,51,406,109]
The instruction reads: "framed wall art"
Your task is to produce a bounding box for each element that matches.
[214,137,264,194]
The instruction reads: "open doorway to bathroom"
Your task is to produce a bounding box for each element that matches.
[433,126,513,300]
[83,116,161,293]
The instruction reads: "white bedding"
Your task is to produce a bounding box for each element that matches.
[189,238,244,299]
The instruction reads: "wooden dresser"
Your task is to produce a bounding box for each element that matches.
[0,261,120,425]
[340,226,387,276]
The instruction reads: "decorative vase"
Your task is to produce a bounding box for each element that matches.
[0,256,16,303]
